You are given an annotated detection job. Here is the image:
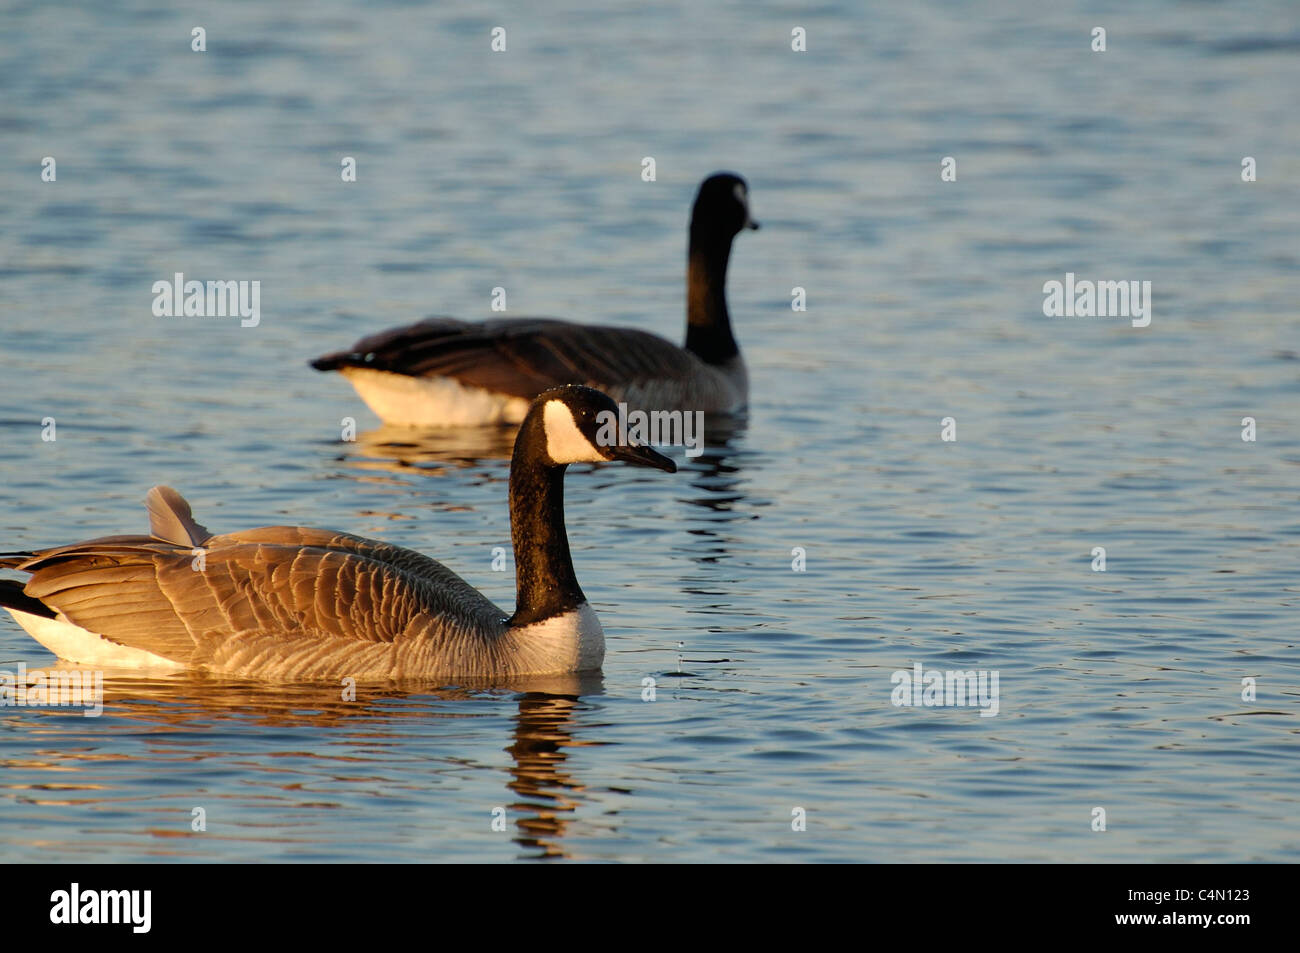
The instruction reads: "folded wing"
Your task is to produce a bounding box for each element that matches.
[7,489,504,674]
[312,317,714,400]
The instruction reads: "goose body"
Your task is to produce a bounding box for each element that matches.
[0,387,675,681]
[312,173,759,427]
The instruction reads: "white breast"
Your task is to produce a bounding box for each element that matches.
[341,367,530,427]
[507,602,605,674]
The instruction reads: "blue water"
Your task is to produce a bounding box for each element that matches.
[1,0,1297,862]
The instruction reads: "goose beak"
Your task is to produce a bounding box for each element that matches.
[745,216,760,230]
[611,443,677,473]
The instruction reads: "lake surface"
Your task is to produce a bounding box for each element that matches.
[1,0,1297,862]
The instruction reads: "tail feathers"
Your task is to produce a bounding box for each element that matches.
[146,486,212,546]
[0,578,56,619]
[0,552,36,570]
[310,317,473,375]
[309,351,359,372]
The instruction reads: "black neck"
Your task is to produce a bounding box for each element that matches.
[684,227,740,365]
[507,421,586,626]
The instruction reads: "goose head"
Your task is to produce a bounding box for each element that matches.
[693,172,760,239]
[531,385,677,472]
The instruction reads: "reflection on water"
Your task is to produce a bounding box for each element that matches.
[506,692,590,859]
[676,412,761,568]
[343,424,519,474]
[339,412,749,475]
[1,670,603,861]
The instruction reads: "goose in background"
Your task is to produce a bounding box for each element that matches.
[311,172,760,426]
[0,386,676,681]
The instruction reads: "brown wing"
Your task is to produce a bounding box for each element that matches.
[311,317,711,399]
[14,527,504,668]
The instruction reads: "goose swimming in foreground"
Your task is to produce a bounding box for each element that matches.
[0,386,675,681]
[310,172,760,426]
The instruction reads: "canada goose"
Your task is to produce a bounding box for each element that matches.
[0,386,676,681]
[310,172,759,426]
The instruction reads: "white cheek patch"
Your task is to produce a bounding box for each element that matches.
[543,401,607,464]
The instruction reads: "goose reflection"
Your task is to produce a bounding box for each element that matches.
[1,667,600,860]
[673,412,758,566]
[337,412,749,470]
[339,423,519,474]
[504,690,599,858]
